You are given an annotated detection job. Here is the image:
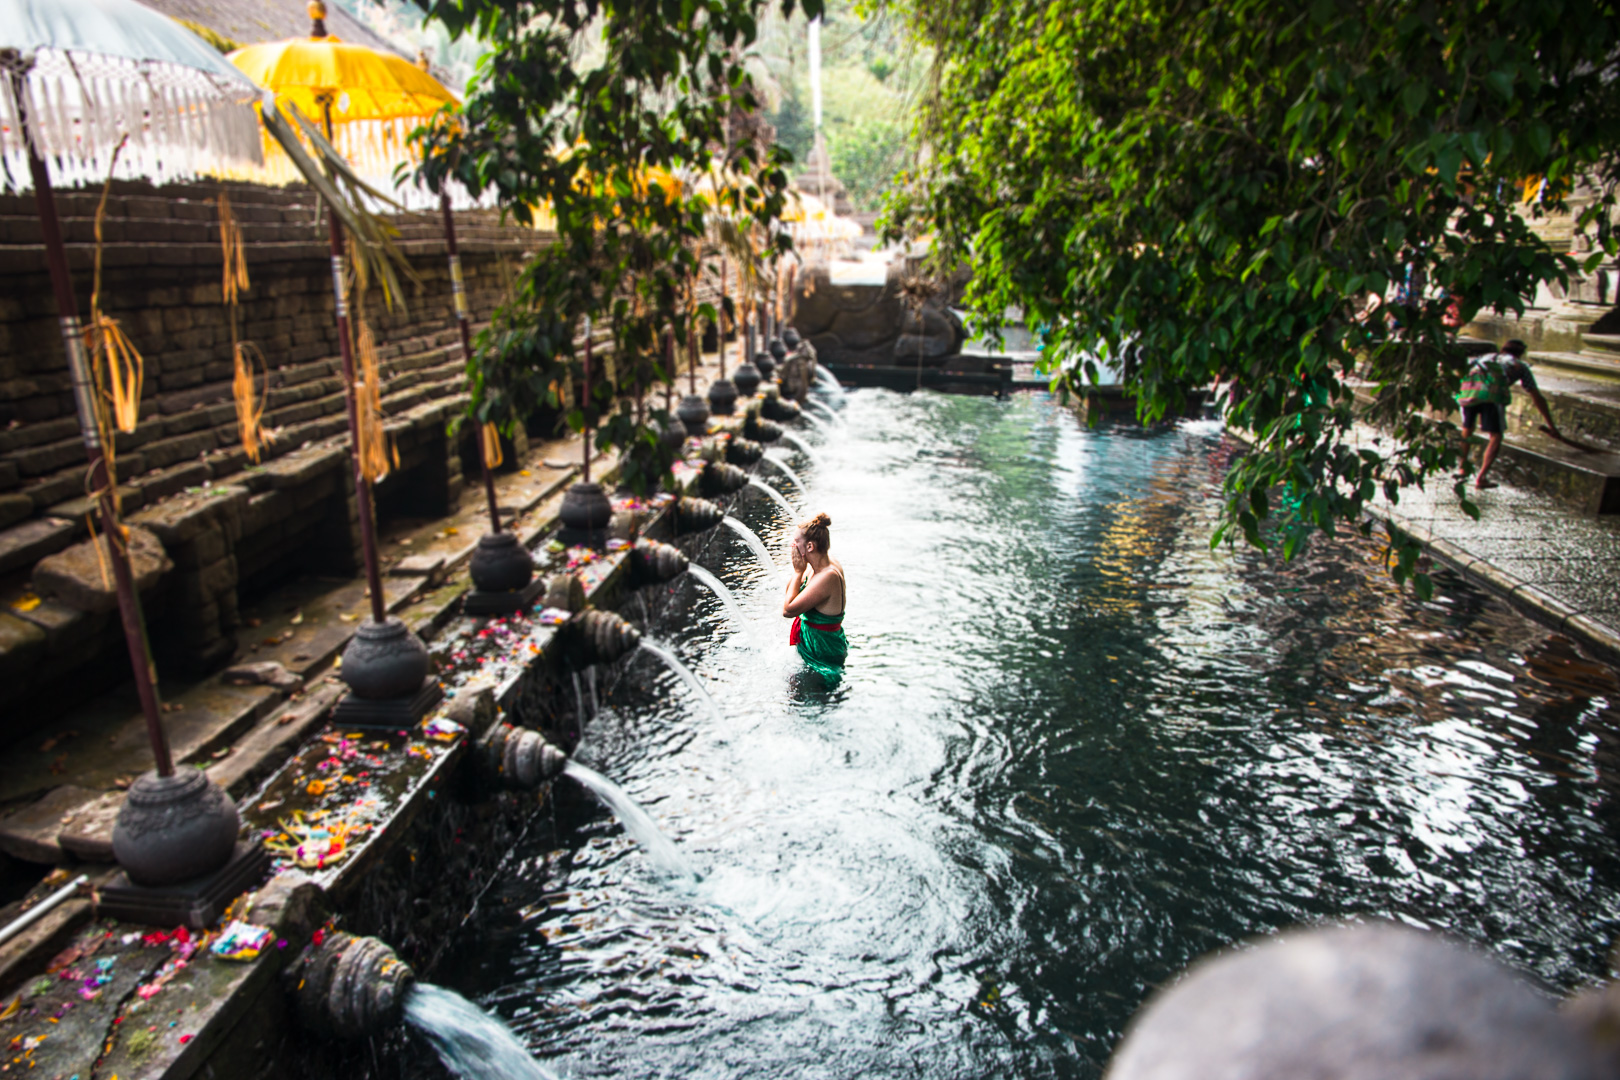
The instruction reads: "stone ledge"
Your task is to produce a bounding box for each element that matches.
[1367,502,1620,668]
[0,785,101,863]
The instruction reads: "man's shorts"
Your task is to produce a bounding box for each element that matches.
[1461,402,1504,434]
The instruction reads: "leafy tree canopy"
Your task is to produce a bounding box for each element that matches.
[409,0,821,491]
[884,0,1620,594]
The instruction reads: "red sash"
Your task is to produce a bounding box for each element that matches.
[789,615,842,645]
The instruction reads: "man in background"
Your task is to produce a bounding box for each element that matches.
[1455,339,1562,489]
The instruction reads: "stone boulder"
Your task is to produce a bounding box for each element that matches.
[894,301,966,363]
[32,524,171,613]
[1108,923,1611,1080]
[791,262,907,366]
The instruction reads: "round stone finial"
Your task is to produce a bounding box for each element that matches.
[111,769,239,886]
[1108,923,1607,1080]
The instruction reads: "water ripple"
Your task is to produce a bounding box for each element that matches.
[433,391,1620,1080]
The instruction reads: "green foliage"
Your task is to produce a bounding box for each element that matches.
[761,0,922,207]
[772,89,814,164]
[829,114,906,210]
[885,0,1620,589]
[410,0,821,493]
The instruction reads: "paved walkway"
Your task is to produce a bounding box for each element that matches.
[1370,475,1620,664]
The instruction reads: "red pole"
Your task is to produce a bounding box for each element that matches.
[440,191,501,534]
[325,104,386,625]
[581,318,592,484]
[18,79,172,776]
[718,258,727,378]
[663,329,674,412]
[688,322,697,394]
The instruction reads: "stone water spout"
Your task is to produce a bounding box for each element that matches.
[563,609,642,667]
[746,409,785,443]
[294,931,416,1040]
[700,460,749,497]
[481,723,569,790]
[629,538,690,587]
[674,496,725,535]
[294,931,556,1078]
[726,435,764,466]
[760,396,800,424]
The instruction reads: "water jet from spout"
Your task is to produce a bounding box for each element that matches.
[404,983,559,1080]
[721,516,777,576]
[563,759,699,883]
[687,564,746,634]
[761,452,807,496]
[638,637,724,726]
[747,477,798,519]
[779,432,824,467]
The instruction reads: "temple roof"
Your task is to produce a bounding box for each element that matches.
[136,0,409,57]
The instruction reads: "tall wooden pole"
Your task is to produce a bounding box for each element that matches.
[20,83,173,777]
[324,102,386,625]
[718,257,727,378]
[663,329,674,413]
[440,191,502,534]
[581,317,593,484]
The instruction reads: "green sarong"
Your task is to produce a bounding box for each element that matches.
[790,583,847,681]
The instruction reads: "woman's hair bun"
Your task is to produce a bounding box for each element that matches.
[798,511,832,551]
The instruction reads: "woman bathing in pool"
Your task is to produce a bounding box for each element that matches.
[782,512,847,679]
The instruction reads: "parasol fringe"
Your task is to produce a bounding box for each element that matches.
[0,48,262,194]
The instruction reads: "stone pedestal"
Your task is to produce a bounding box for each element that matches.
[96,841,270,929]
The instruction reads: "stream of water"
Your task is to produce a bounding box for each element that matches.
[687,564,746,635]
[746,476,798,521]
[562,760,700,884]
[438,390,1620,1079]
[404,984,559,1080]
[720,515,777,575]
[637,637,724,725]
[780,431,824,466]
[761,451,807,496]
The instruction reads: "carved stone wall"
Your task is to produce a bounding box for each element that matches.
[0,178,533,721]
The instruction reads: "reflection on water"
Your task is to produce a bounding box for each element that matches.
[433,391,1620,1080]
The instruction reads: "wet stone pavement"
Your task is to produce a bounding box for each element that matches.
[1373,477,1620,662]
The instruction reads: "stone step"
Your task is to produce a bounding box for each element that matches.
[1583,333,1620,360]
[0,234,529,277]
[1353,380,1620,513]
[1532,349,1620,386]
[1486,428,1620,515]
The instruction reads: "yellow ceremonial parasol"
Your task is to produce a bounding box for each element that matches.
[228,2,515,612]
[227,2,456,188]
